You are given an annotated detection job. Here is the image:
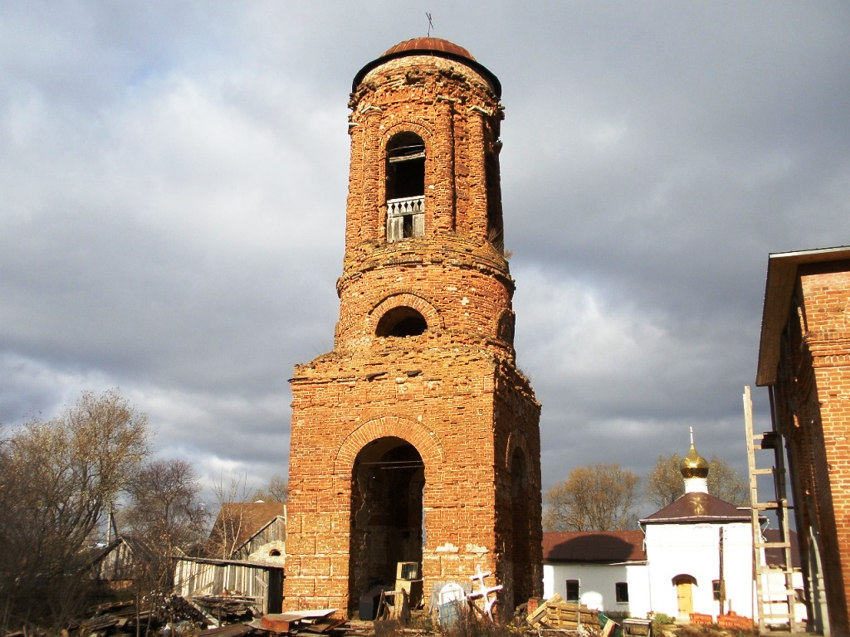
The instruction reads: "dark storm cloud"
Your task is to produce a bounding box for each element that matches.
[1,1,847,503]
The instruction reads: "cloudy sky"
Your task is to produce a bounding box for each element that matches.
[2,2,848,514]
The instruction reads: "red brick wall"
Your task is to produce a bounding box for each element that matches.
[774,262,850,634]
[344,55,503,253]
[285,45,542,616]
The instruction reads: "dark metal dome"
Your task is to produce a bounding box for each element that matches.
[383,37,475,61]
[352,38,500,97]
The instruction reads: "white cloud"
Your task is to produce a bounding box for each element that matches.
[1,1,847,506]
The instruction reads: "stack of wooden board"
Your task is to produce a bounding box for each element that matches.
[526,593,601,631]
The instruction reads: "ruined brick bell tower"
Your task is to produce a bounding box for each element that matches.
[285,38,542,616]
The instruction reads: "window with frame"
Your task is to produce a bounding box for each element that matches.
[712,579,723,601]
[615,582,629,603]
[565,579,579,602]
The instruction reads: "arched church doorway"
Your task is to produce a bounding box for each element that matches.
[349,437,425,616]
[510,448,532,607]
[673,574,697,619]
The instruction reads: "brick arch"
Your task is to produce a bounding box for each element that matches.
[382,121,433,150]
[335,415,445,481]
[505,429,530,471]
[368,292,444,333]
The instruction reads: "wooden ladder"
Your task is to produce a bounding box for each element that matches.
[743,386,801,633]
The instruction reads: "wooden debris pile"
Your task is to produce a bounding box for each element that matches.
[621,617,651,637]
[77,599,160,636]
[192,594,262,623]
[525,593,601,632]
[255,609,350,636]
[375,589,409,623]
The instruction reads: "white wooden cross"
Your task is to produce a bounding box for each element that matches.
[468,565,503,620]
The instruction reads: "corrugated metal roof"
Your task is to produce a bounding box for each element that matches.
[383,38,475,60]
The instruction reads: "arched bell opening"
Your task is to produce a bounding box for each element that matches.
[348,437,425,617]
[485,145,504,251]
[386,132,425,242]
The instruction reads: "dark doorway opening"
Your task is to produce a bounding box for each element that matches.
[349,438,425,617]
[510,448,532,607]
[267,568,283,614]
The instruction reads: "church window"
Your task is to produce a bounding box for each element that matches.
[386,132,425,242]
[565,579,579,602]
[615,582,629,603]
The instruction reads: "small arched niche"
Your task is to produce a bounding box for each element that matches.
[496,310,515,346]
[386,132,425,242]
[376,306,427,338]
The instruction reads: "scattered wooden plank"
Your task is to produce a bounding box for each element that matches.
[261,609,339,633]
[526,592,561,625]
[526,593,599,630]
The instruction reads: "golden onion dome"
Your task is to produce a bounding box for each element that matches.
[680,443,709,479]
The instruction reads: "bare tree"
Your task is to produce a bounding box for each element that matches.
[253,474,288,503]
[646,453,749,508]
[123,459,208,597]
[543,463,640,532]
[208,475,253,559]
[0,390,148,632]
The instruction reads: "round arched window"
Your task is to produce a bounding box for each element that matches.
[376,306,427,337]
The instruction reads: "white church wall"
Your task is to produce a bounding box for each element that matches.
[626,562,651,619]
[544,561,648,617]
[644,521,755,620]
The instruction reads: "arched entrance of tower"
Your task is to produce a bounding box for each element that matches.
[510,447,533,607]
[349,437,425,615]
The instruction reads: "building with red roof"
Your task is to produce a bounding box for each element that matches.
[542,441,805,623]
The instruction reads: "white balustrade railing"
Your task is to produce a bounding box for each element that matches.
[387,195,425,217]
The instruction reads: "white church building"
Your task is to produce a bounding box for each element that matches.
[542,441,805,624]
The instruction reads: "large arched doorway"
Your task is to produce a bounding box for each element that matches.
[510,448,532,607]
[349,437,425,616]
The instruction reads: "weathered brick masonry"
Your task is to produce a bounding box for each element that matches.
[285,39,542,616]
[757,249,850,636]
